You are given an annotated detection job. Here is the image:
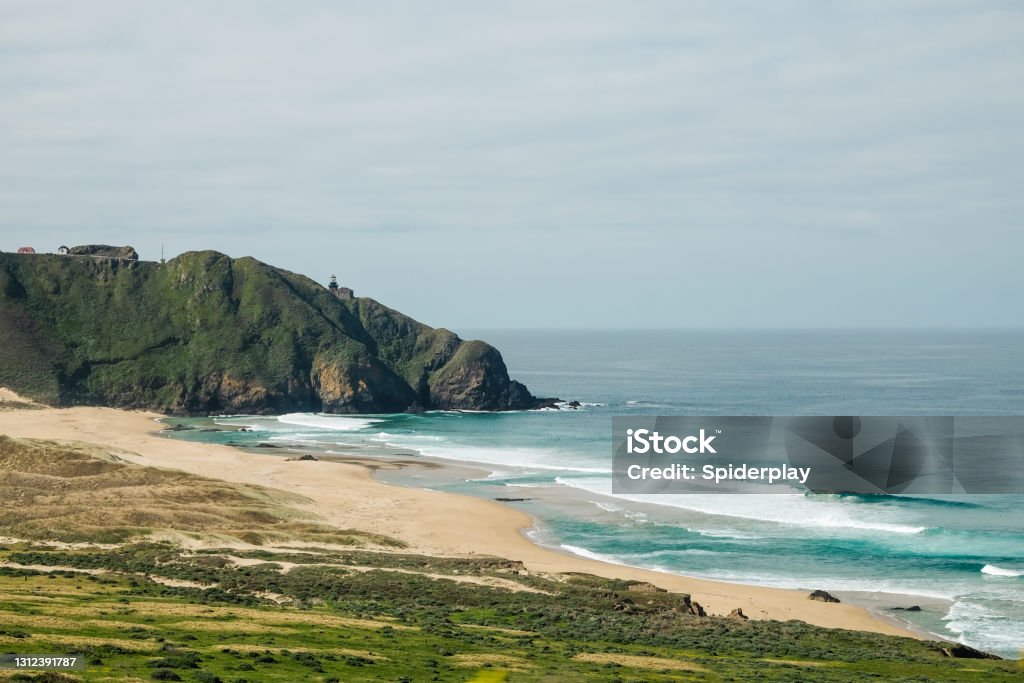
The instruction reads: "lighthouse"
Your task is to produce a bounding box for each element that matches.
[327,275,354,300]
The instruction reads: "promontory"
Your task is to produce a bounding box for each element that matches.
[0,248,550,414]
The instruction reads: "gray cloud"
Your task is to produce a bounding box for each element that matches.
[1,0,1021,329]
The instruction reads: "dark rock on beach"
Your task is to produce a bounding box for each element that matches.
[808,590,841,603]
[162,424,193,432]
[285,454,318,461]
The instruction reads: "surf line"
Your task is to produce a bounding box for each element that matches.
[626,463,811,485]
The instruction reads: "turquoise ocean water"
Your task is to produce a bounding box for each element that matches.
[170,330,1024,658]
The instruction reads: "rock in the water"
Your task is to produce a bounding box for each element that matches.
[891,605,922,612]
[728,608,749,620]
[808,590,841,603]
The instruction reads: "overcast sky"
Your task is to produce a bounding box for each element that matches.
[1,1,1021,330]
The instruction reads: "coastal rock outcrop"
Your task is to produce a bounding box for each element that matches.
[67,244,139,261]
[939,644,1001,660]
[0,250,552,415]
[678,594,706,617]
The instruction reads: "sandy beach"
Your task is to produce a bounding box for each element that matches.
[0,394,919,638]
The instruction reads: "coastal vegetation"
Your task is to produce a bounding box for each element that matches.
[0,250,545,414]
[0,436,1017,681]
[0,436,401,548]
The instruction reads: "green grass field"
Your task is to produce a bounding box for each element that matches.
[0,543,1019,682]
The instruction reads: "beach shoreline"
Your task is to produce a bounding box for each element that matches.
[0,397,925,640]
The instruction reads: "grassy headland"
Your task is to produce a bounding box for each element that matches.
[0,250,543,414]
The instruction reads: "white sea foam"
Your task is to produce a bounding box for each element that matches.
[628,548,722,558]
[691,528,762,540]
[981,564,1024,577]
[277,413,383,431]
[943,600,1024,650]
[558,547,956,600]
[373,431,444,442]
[213,420,260,430]
[552,476,927,535]
[553,401,606,410]
[691,571,960,601]
[560,544,632,566]
[368,434,612,474]
[943,600,998,629]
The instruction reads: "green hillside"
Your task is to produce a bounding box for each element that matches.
[0,250,547,414]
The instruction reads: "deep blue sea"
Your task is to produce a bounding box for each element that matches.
[171,330,1024,658]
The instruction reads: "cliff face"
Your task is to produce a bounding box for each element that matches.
[0,250,550,415]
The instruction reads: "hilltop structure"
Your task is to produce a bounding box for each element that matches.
[327,274,354,299]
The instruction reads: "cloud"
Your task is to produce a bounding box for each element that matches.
[0,1,1021,327]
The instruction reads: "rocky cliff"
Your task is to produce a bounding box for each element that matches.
[67,244,139,261]
[0,250,551,414]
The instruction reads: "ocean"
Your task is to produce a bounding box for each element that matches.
[169,330,1024,658]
